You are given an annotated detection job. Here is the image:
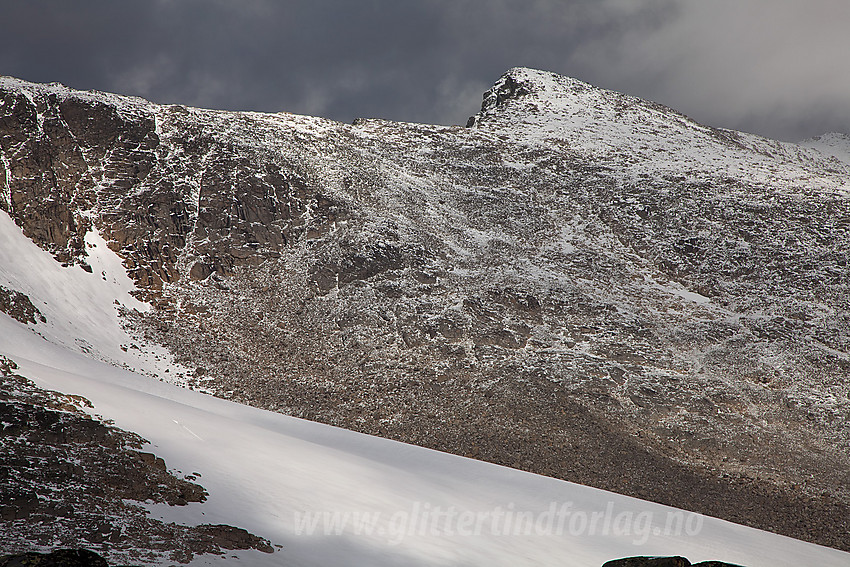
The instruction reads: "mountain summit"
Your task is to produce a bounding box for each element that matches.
[1,68,849,554]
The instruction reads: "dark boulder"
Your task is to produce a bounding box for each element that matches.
[603,558,691,567]
[0,549,108,567]
[603,558,747,567]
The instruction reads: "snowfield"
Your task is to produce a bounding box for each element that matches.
[1,210,848,567]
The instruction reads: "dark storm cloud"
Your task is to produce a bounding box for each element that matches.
[0,0,676,124]
[580,0,850,141]
[1,0,848,140]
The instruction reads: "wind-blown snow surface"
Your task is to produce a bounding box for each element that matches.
[1,207,848,566]
[802,132,850,168]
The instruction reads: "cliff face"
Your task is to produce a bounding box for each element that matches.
[0,80,343,292]
[1,69,849,550]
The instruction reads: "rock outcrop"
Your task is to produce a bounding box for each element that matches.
[0,356,273,564]
[602,558,744,567]
[0,549,108,567]
[0,286,45,325]
[0,80,344,296]
[602,558,691,567]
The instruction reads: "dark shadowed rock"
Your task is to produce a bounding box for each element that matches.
[0,549,107,567]
[603,557,691,567]
[0,356,274,564]
[0,286,46,325]
[189,525,274,554]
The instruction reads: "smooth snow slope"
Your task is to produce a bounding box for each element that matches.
[0,211,180,378]
[1,216,848,567]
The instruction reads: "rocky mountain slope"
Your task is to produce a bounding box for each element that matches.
[1,68,848,551]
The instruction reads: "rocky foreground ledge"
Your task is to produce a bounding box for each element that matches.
[0,356,274,565]
[0,549,107,567]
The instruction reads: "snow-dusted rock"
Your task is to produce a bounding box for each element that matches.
[1,68,849,556]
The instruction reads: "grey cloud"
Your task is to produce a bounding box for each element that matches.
[1,0,847,139]
[572,0,850,140]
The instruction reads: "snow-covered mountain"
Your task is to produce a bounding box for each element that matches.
[801,132,850,167]
[1,67,849,564]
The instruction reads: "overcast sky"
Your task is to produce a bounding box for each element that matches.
[2,0,848,141]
